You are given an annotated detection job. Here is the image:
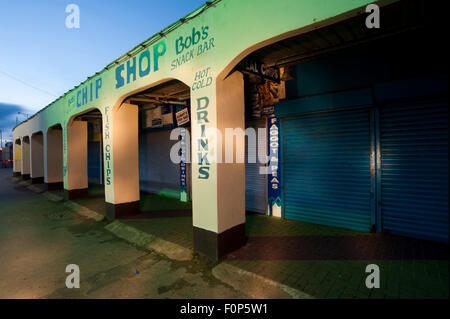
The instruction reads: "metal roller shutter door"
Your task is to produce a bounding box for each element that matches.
[139,130,180,194]
[380,100,449,242]
[245,119,267,214]
[283,109,373,232]
[88,141,102,184]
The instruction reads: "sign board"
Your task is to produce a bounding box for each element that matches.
[267,117,282,217]
[238,58,280,83]
[143,105,173,128]
[262,105,275,116]
[247,81,282,120]
[176,107,190,126]
[179,127,188,202]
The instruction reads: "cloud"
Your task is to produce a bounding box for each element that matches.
[0,102,32,139]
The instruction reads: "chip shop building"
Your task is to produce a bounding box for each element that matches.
[12,0,449,260]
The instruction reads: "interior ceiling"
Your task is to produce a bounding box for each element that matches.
[74,80,191,120]
[128,79,191,106]
[250,0,429,67]
[77,109,102,121]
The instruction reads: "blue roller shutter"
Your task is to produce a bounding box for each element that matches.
[139,130,180,195]
[282,109,373,232]
[88,141,102,184]
[245,119,268,214]
[380,99,449,242]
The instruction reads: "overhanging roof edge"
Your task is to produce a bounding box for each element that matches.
[13,0,222,131]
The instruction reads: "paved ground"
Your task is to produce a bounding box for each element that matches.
[121,215,448,298]
[72,185,192,217]
[0,168,448,299]
[121,201,449,299]
[0,168,245,299]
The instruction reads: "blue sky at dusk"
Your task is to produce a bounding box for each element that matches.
[0,0,205,142]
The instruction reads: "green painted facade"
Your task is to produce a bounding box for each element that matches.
[13,0,379,233]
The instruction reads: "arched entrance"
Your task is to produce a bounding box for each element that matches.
[65,108,105,201]
[222,0,449,242]
[13,139,21,177]
[108,79,192,219]
[30,131,44,184]
[46,124,63,190]
[21,136,30,180]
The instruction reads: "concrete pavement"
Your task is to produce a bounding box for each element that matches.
[2,167,448,299]
[0,168,247,299]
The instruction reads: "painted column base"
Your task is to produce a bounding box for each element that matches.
[45,182,64,191]
[106,201,140,221]
[193,223,246,261]
[31,177,44,184]
[21,174,30,180]
[64,188,88,200]
[13,172,21,177]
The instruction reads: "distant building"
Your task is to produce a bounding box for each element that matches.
[1,142,13,162]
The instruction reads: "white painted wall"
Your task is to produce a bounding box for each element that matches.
[66,121,88,190]
[21,137,30,175]
[111,103,140,204]
[45,127,63,183]
[31,133,44,178]
[216,71,246,233]
[13,141,21,173]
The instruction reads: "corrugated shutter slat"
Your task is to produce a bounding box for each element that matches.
[245,119,267,213]
[380,100,449,242]
[283,109,373,232]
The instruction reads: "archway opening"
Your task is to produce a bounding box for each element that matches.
[65,108,104,202]
[125,79,192,216]
[226,0,449,243]
[13,139,21,176]
[113,79,194,248]
[21,136,30,180]
[30,131,44,184]
[46,124,63,190]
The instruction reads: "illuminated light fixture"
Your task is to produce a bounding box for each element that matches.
[280,66,295,81]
